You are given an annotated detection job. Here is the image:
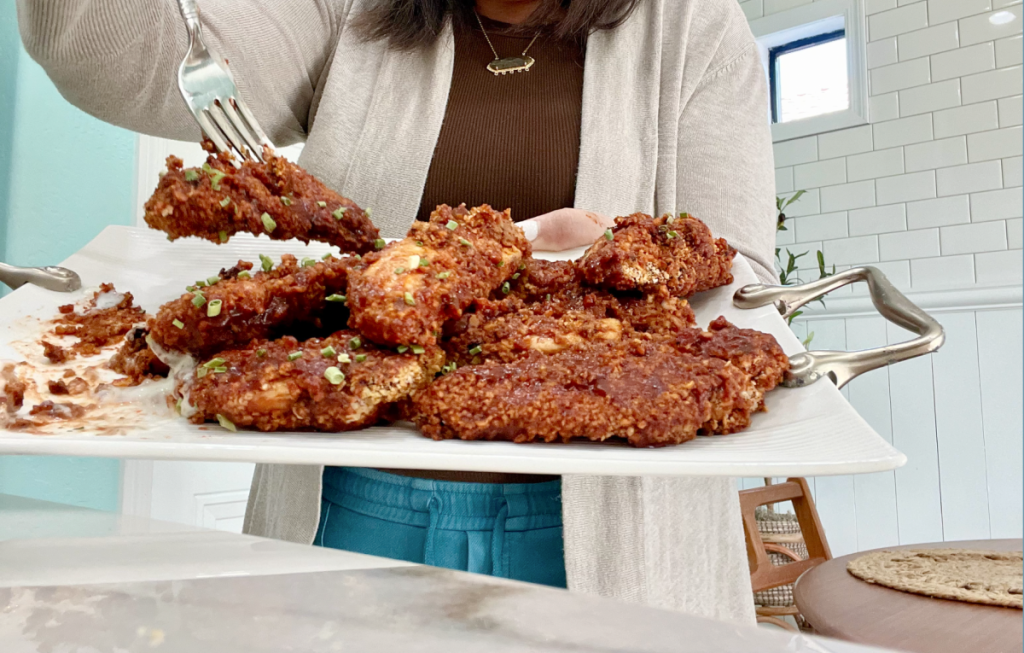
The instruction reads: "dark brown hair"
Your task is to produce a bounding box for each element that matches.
[355,0,643,50]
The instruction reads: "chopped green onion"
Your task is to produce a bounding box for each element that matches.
[186,286,196,292]
[519,263,526,271]
[501,282,510,294]
[196,366,208,379]
[260,254,274,272]
[332,207,346,220]
[679,212,690,219]
[546,293,552,302]
[349,337,362,350]
[322,252,333,260]
[604,229,613,241]
[321,345,337,358]
[287,352,302,361]
[326,294,346,303]
[317,201,327,208]
[397,345,409,354]
[280,196,292,206]
[261,212,277,233]
[256,349,267,358]
[469,345,482,356]
[203,358,226,369]
[209,170,226,190]
[301,257,316,267]
[458,238,471,247]
[416,240,424,247]
[419,257,430,268]
[195,280,208,287]
[374,239,386,250]
[207,276,220,285]
[337,353,351,364]
[174,399,182,414]
[216,414,237,432]
[207,299,223,317]
[512,273,521,280]
[446,220,459,230]
[172,319,184,330]
[437,271,451,279]
[212,366,228,374]
[192,293,207,308]
[410,345,425,355]
[218,230,228,243]
[219,198,231,208]
[237,271,251,279]
[324,367,345,385]
[365,208,372,218]
[394,267,405,275]
[498,260,505,267]
[355,354,367,363]
[202,163,213,174]
[184,169,199,182]
[666,231,678,239]
[404,291,416,306]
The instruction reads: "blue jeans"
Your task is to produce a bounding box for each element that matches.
[315,467,567,588]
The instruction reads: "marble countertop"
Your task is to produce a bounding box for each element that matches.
[0,494,895,653]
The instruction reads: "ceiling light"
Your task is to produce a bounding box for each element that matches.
[989,11,1016,25]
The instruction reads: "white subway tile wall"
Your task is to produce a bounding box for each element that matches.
[756,0,1022,291]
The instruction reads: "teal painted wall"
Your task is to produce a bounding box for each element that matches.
[0,6,135,512]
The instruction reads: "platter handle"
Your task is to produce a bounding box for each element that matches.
[733,266,944,389]
[0,262,82,293]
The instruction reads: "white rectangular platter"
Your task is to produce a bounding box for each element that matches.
[0,226,905,477]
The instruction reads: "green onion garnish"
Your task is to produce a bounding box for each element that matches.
[196,366,208,379]
[679,212,690,219]
[195,280,207,287]
[349,337,362,350]
[216,414,237,432]
[437,272,450,279]
[397,345,409,354]
[207,300,223,317]
[459,238,471,246]
[666,231,678,239]
[280,196,292,206]
[260,254,274,272]
[192,293,207,308]
[326,294,346,303]
[256,349,267,358]
[411,345,425,355]
[207,276,220,285]
[324,367,345,385]
[321,345,337,358]
[404,292,416,306]
[219,198,231,208]
[172,319,184,329]
[501,282,511,294]
[322,252,333,260]
[469,345,482,355]
[237,271,251,279]
[374,239,386,250]
[365,208,373,217]
[212,366,228,374]
[203,358,226,369]
[419,257,430,267]
[317,201,327,208]
[519,263,526,271]
[337,353,351,364]
[446,220,459,230]
[355,354,367,363]
[301,257,316,267]
[209,170,226,190]
[184,169,199,182]
[498,260,505,267]
[604,229,613,241]
[261,213,277,233]
[218,230,228,242]
[332,208,346,220]
[394,267,405,275]
[512,273,520,280]
[287,352,302,361]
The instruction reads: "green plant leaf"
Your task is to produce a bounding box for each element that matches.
[802,331,815,348]
[782,189,806,211]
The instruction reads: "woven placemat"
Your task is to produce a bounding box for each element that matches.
[848,549,1023,609]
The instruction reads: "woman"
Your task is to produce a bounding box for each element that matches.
[17,0,775,624]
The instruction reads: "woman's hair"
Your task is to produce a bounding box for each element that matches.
[355,0,642,50]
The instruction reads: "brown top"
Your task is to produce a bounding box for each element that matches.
[793,539,1024,653]
[416,15,585,224]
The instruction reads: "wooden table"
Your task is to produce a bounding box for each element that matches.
[795,539,1023,653]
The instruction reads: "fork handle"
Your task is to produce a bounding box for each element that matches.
[176,0,202,35]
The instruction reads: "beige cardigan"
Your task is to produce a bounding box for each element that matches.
[19,0,776,624]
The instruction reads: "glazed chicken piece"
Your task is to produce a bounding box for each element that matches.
[186,330,444,432]
[578,213,735,297]
[346,204,530,347]
[148,254,358,360]
[144,143,379,254]
[669,316,790,394]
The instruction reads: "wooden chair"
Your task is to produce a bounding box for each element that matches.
[739,478,832,631]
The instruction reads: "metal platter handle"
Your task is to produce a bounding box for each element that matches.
[0,262,82,293]
[733,266,945,389]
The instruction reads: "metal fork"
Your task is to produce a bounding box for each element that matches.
[0,262,81,293]
[175,0,273,162]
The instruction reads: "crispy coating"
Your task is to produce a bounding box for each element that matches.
[346,204,530,347]
[45,284,147,363]
[186,330,444,432]
[669,316,790,393]
[108,326,170,386]
[143,145,378,253]
[579,213,735,297]
[149,255,358,359]
[408,336,765,448]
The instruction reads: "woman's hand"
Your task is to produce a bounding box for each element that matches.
[517,208,614,251]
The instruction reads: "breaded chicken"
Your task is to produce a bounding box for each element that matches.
[144,144,379,253]
[578,213,735,297]
[149,254,358,359]
[669,316,790,393]
[346,204,530,347]
[186,330,445,432]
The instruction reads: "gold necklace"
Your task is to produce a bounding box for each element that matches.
[474,11,541,76]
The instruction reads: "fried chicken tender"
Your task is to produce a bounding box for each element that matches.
[44,284,148,363]
[186,330,444,432]
[346,204,530,347]
[149,254,358,359]
[579,213,735,297]
[409,335,768,448]
[669,316,790,394]
[144,144,378,253]
[108,326,170,385]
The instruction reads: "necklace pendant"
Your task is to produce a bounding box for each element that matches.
[487,55,535,76]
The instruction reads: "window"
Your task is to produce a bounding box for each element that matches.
[750,0,868,142]
[769,30,848,124]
